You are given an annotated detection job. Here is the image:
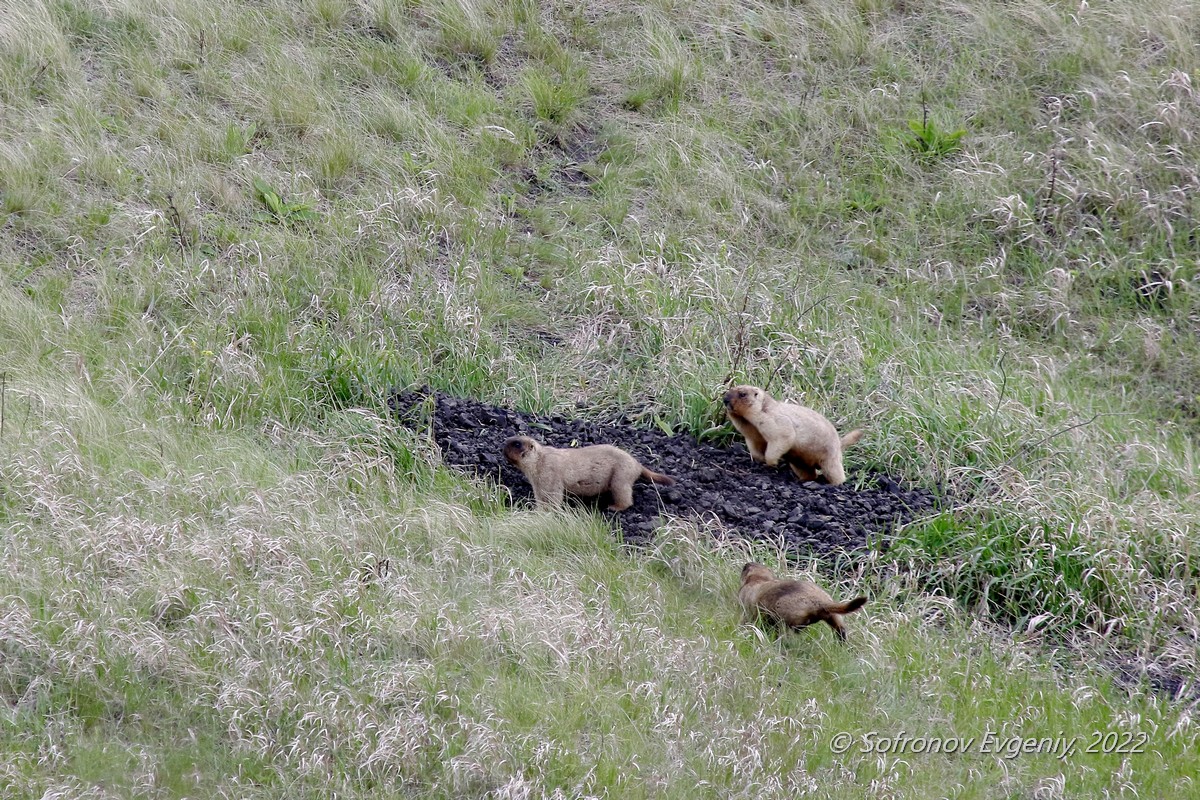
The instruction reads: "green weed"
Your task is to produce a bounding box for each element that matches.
[251,177,319,224]
[0,0,1198,795]
[903,103,967,159]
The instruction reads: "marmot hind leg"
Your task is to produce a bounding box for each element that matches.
[606,461,641,511]
[607,483,635,511]
[820,455,847,486]
[788,461,817,481]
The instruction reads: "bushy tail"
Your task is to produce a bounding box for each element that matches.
[830,596,867,615]
[840,429,864,450]
[642,468,676,486]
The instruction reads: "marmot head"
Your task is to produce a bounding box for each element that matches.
[503,435,541,466]
[740,561,776,586]
[724,385,766,415]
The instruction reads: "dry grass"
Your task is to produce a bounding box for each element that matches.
[2,0,1200,795]
[3,371,1197,796]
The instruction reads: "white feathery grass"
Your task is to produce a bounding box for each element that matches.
[2,0,1200,795]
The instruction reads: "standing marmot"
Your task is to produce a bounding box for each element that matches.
[738,562,867,641]
[502,435,675,511]
[722,384,863,485]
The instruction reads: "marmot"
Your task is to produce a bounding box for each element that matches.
[722,384,863,485]
[502,435,675,511]
[738,562,867,641]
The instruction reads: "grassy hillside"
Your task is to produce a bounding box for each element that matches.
[2,0,1199,796]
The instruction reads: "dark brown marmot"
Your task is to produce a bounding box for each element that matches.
[738,562,867,641]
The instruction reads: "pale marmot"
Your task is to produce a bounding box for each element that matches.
[738,562,867,641]
[722,384,863,485]
[502,435,675,511]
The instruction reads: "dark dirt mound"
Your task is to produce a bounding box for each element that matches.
[389,389,939,554]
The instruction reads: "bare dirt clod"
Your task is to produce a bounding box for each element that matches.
[390,388,939,553]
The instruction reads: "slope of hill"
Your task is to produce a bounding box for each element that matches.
[2,0,1198,796]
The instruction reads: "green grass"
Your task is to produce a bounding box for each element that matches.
[2,0,1200,796]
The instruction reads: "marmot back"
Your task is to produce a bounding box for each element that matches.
[738,562,867,641]
[503,435,675,511]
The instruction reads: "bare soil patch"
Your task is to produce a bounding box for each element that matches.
[388,389,1200,703]
[389,388,939,554]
